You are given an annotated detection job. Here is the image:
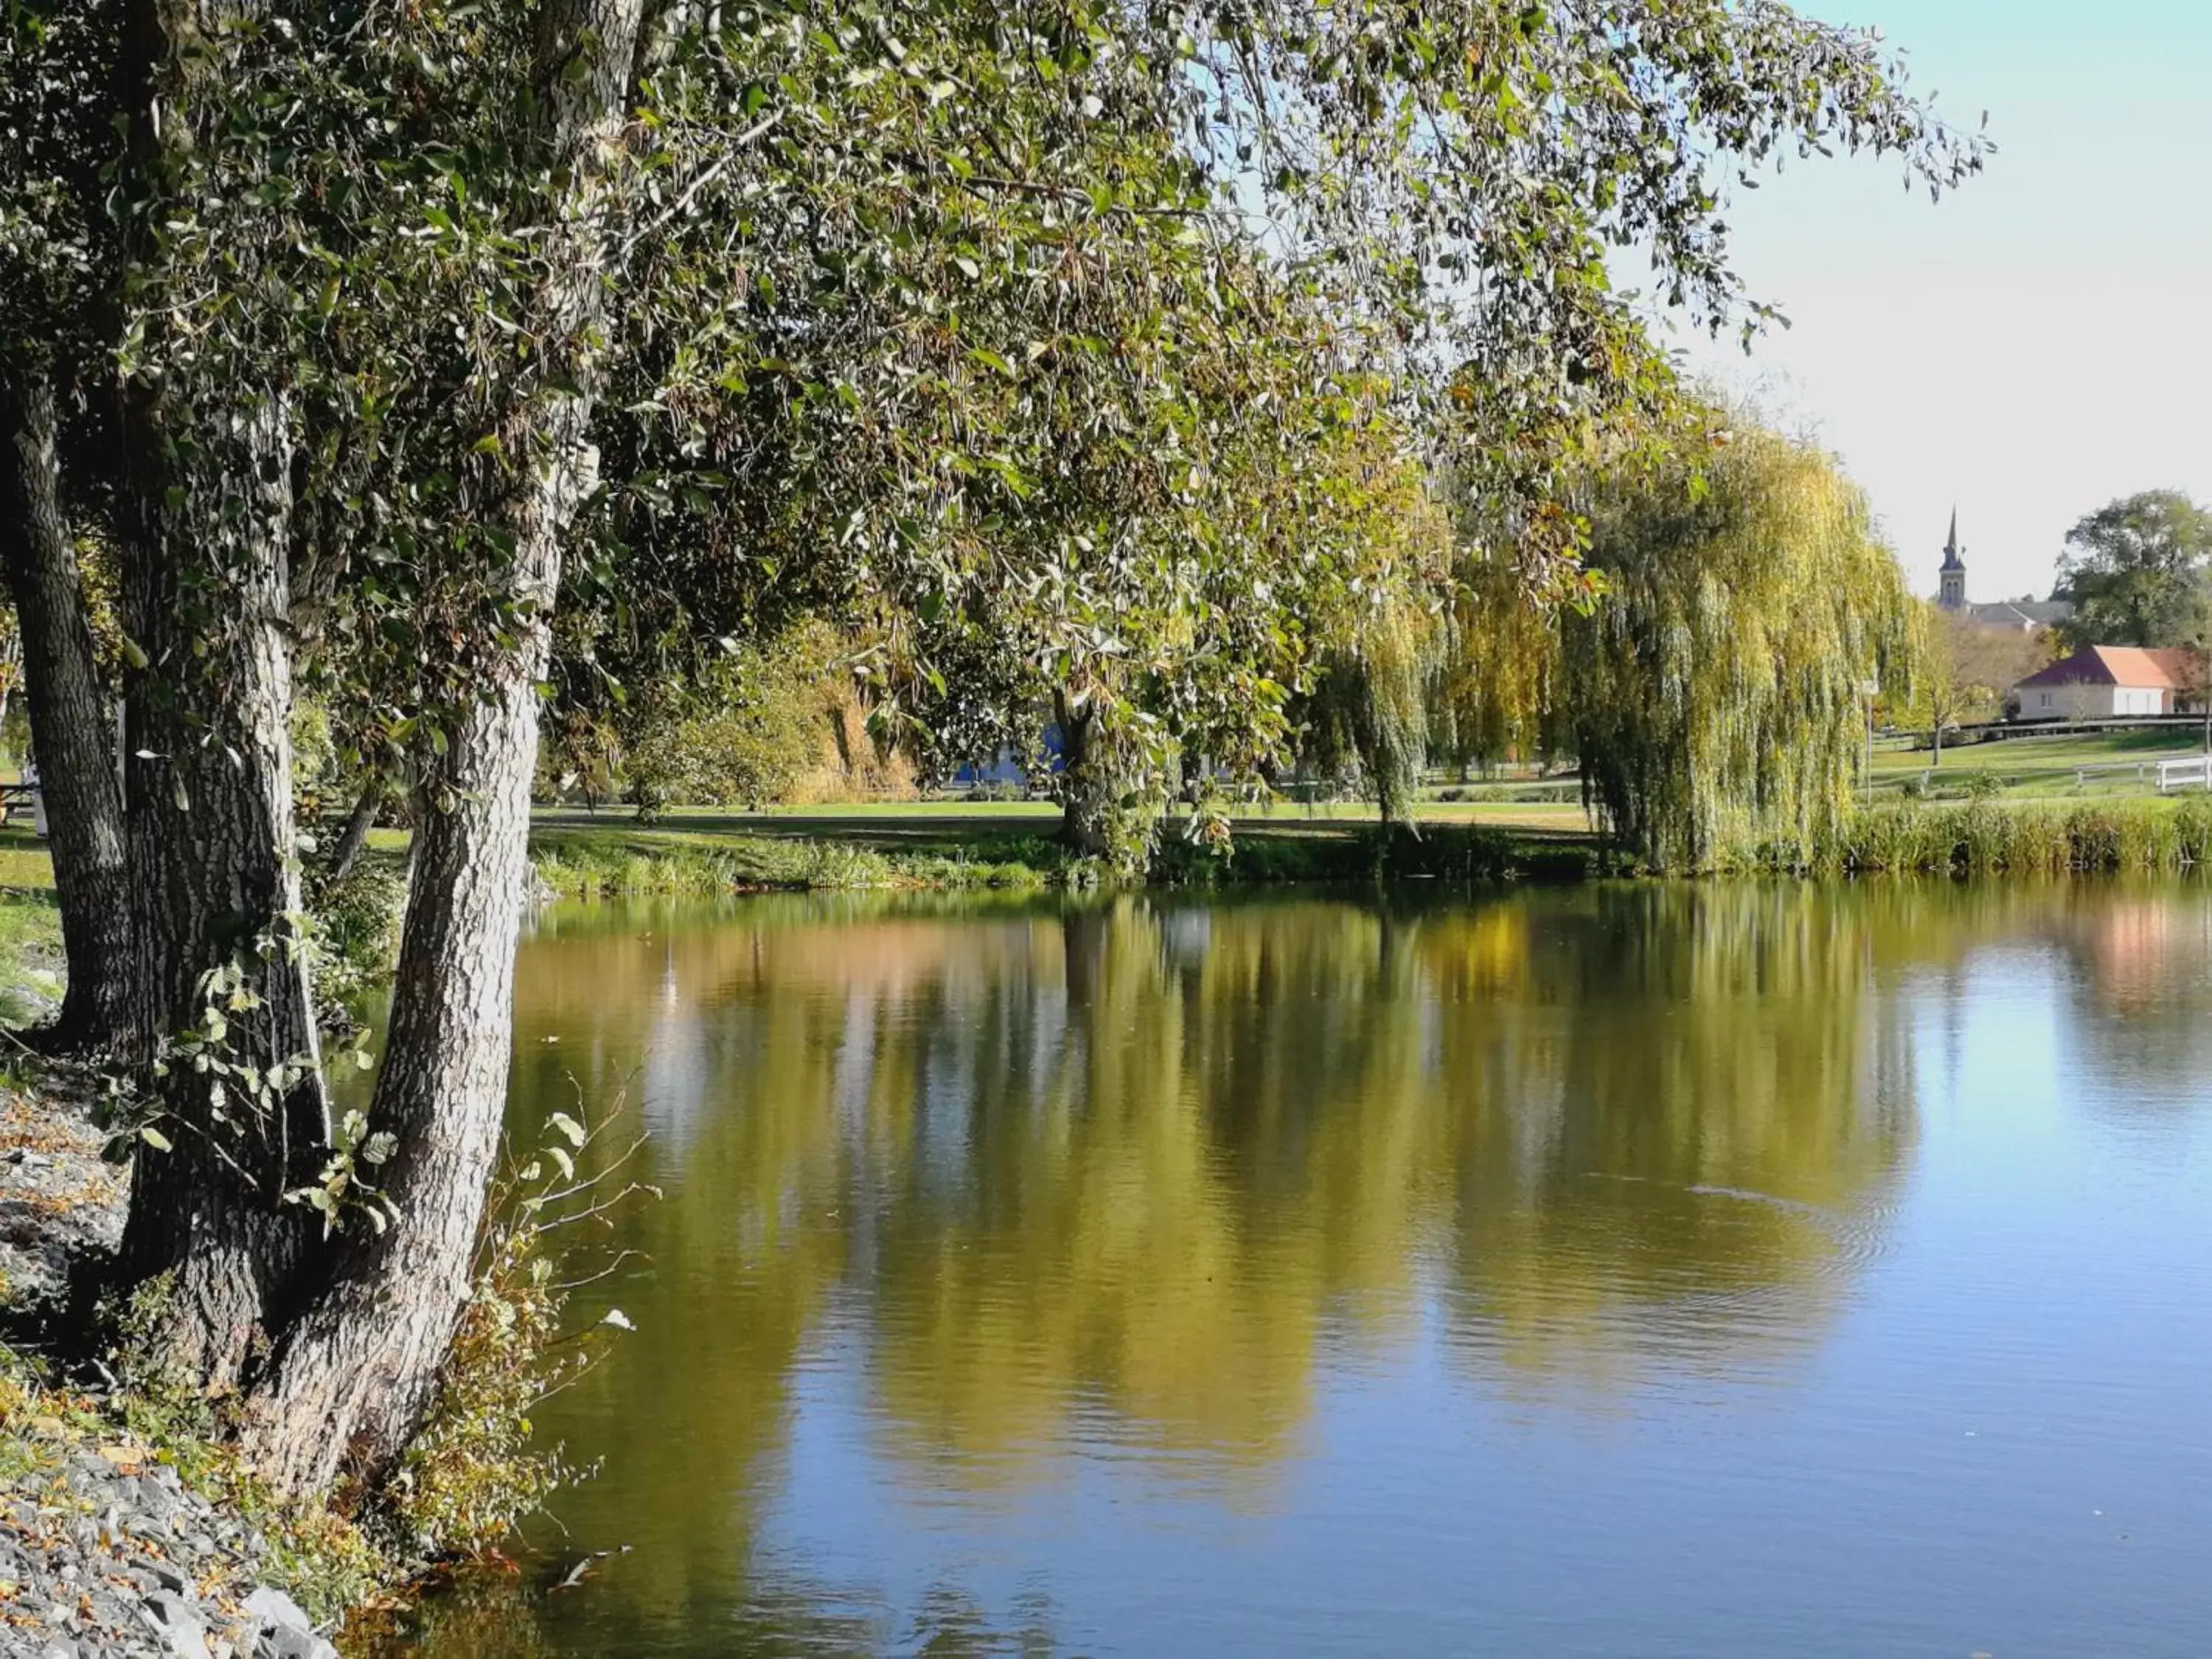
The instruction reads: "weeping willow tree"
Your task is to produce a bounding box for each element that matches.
[1427,531,1566,779]
[1562,413,1918,870]
[1292,469,1454,826]
[1301,594,1436,824]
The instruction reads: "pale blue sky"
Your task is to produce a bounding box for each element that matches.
[1666,0,2212,603]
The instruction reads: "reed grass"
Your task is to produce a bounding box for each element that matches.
[1792,797,2212,877]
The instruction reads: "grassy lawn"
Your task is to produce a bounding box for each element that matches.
[535,794,1593,844]
[1871,726,2212,801]
[0,827,62,1026]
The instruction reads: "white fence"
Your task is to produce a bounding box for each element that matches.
[2155,756,2212,793]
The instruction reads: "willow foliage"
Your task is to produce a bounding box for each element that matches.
[1562,417,1917,870]
[1290,456,1459,824]
[1427,535,1564,777]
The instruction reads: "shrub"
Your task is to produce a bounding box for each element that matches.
[305,855,408,1018]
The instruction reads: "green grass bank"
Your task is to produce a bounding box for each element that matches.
[531,795,2212,893]
[526,811,1607,898]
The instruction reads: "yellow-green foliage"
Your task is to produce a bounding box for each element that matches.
[1298,459,1456,821]
[624,628,835,815]
[1563,411,1916,870]
[1815,797,2212,876]
[1428,539,1560,774]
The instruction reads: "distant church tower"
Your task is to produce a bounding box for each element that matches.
[1937,509,1966,610]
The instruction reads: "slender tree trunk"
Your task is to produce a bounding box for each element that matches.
[240,0,645,1494]
[1057,700,1110,855]
[0,366,131,1047]
[327,774,383,883]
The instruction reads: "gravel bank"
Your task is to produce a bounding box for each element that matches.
[0,1077,342,1659]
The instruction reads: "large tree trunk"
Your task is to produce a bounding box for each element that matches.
[0,366,131,1047]
[242,512,566,1490]
[104,0,336,1389]
[239,0,644,1495]
[113,385,330,1389]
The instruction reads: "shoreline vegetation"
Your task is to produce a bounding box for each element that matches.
[527,793,2212,899]
[10,788,2212,967]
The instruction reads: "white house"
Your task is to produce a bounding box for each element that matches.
[2012,646,2202,720]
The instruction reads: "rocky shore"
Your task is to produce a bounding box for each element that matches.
[0,1077,341,1659]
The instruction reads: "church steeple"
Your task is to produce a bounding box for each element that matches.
[1938,509,1966,608]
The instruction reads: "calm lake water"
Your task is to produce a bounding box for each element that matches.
[383,881,2212,1658]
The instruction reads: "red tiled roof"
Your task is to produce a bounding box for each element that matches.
[2014,645,2201,690]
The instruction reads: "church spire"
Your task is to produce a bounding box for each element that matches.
[1938,509,1966,609]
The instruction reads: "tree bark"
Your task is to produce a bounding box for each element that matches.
[243,523,566,1489]
[0,366,131,1047]
[327,774,383,883]
[106,0,330,1385]
[239,0,645,1495]
[113,384,330,1389]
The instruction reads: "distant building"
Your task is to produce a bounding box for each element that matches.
[1937,509,1966,608]
[1933,510,2074,633]
[2013,645,2204,720]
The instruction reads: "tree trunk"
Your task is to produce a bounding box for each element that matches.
[101,0,341,1389]
[238,0,645,1495]
[244,530,564,1489]
[327,775,383,883]
[114,386,330,1389]
[1058,701,1110,855]
[0,366,131,1048]
[1055,692,1161,873]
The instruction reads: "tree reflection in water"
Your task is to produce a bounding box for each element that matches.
[369,877,2212,1656]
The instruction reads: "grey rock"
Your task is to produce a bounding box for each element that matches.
[244,1586,334,1659]
[140,1590,210,1659]
[255,1629,338,1659]
[133,1474,184,1520]
[242,1587,311,1635]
